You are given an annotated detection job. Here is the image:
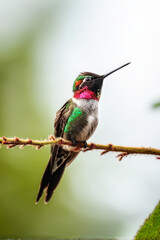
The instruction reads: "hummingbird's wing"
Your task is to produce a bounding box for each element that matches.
[36,99,79,203]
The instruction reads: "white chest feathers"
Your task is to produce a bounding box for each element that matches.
[72,98,98,114]
[72,98,98,141]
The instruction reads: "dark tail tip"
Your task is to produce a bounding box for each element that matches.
[44,187,55,203]
[36,160,66,204]
[44,193,52,204]
[35,188,43,203]
[44,161,66,203]
[35,159,52,204]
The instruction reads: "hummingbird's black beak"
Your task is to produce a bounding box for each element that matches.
[101,62,131,79]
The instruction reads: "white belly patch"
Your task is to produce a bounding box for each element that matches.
[76,114,98,141]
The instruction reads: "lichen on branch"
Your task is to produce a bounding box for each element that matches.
[1,136,160,161]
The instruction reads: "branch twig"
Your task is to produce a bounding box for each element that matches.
[0,136,160,161]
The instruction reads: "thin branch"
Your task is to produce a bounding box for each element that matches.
[0,136,160,160]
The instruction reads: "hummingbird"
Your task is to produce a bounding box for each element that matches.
[36,62,130,203]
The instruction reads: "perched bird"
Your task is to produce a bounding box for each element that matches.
[36,62,130,203]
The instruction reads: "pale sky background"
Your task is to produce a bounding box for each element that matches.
[0,0,160,238]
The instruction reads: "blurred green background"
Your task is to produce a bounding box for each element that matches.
[0,0,160,239]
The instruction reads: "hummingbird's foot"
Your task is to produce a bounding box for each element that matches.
[71,139,77,146]
[71,139,87,150]
[82,143,96,152]
[83,141,88,148]
[70,139,81,152]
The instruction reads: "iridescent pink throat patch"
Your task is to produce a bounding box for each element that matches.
[74,86,99,101]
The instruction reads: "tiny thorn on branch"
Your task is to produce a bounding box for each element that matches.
[49,135,55,140]
[36,145,44,150]
[83,143,96,152]
[116,152,129,161]
[0,136,160,160]
[2,136,7,141]
[7,144,17,149]
[27,139,33,144]
[15,137,20,142]
[101,144,113,155]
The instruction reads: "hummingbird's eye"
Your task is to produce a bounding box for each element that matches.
[84,77,91,82]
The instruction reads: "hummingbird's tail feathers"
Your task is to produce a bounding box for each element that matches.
[36,149,79,203]
[44,161,66,203]
[36,160,52,203]
[36,156,67,204]
[66,151,79,167]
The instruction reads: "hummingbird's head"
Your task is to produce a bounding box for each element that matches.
[73,72,102,100]
[73,62,131,101]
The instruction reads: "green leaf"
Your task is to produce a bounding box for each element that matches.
[135,201,160,240]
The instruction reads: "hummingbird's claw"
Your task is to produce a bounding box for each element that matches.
[71,139,77,146]
[71,139,87,148]
[83,141,88,148]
